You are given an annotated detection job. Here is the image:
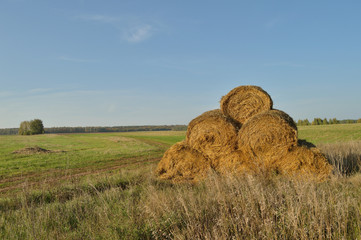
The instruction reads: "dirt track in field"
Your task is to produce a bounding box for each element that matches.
[0,156,160,195]
[0,137,168,195]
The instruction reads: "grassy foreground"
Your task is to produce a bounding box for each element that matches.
[0,125,361,239]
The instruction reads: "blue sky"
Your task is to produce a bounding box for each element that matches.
[1,1,361,128]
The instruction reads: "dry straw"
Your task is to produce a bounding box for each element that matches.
[237,109,298,158]
[156,85,332,182]
[213,147,256,175]
[186,109,239,161]
[155,141,211,182]
[276,144,333,181]
[220,85,273,124]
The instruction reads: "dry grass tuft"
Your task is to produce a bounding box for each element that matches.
[220,85,273,124]
[144,172,361,239]
[319,141,361,176]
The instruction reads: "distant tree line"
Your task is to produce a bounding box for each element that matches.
[297,118,361,126]
[0,128,18,135]
[43,125,187,134]
[0,125,188,135]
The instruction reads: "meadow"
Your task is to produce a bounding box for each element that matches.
[0,124,361,239]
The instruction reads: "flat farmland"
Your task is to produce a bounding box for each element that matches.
[0,126,361,239]
[0,131,185,195]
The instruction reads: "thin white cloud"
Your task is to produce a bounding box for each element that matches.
[123,25,153,43]
[75,14,158,44]
[59,56,98,63]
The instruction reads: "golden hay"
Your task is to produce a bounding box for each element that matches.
[156,84,333,182]
[276,144,333,181]
[213,147,256,175]
[213,140,332,181]
[237,109,298,157]
[220,85,273,124]
[186,109,239,161]
[155,141,211,182]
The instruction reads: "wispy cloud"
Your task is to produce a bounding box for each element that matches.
[59,56,98,63]
[123,25,153,43]
[264,62,304,67]
[75,14,159,43]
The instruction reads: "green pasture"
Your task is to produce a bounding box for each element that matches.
[0,133,165,185]
[1,124,361,193]
[298,123,361,144]
[1,123,361,181]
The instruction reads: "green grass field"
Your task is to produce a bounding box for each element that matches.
[0,124,361,239]
[298,123,361,144]
[0,131,185,194]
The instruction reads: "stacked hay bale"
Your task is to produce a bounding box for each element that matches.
[156,85,332,182]
[155,141,211,182]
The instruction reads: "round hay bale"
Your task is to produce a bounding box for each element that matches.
[213,147,256,175]
[155,141,211,182]
[237,109,298,157]
[220,85,273,124]
[186,109,239,161]
[277,145,333,181]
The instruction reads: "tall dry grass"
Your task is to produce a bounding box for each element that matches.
[144,173,361,239]
[320,141,361,176]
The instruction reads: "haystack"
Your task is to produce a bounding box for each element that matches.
[213,147,256,175]
[156,85,332,182]
[155,141,211,182]
[276,144,333,181]
[220,85,273,124]
[237,109,298,159]
[186,109,239,161]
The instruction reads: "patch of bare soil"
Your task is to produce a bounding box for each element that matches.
[12,146,65,155]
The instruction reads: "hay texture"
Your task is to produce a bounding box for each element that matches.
[156,85,332,182]
[276,144,333,181]
[186,109,239,161]
[213,148,256,175]
[237,109,298,158]
[155,141,211,182]
[220,85,273,124]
